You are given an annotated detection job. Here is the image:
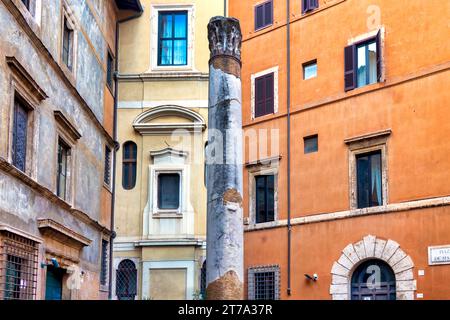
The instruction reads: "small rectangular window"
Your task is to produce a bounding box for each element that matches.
[158,11,188,66]
[255,0,273,31]
[104,146,111,186]
[100,240,108,286]
[302,0,319,14]
[106,51,114,90]
[255,175,275,224]
[62,17,73,70]
[157,173,180,210]
[356,150,383,209]
[255,73,274,118]
[303,60,317,80]
[254,271,275,300]
[56,138,70,200]
[304,135,318,154]
[12,98,29,172]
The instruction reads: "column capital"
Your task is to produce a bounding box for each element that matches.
[208,16,242,62]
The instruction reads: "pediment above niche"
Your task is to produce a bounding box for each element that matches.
[150,148,188,165]
[133,105,206,135]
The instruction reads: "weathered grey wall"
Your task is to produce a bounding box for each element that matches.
[0,0,114,297]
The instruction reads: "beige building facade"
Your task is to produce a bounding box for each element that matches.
[113,0,224,300]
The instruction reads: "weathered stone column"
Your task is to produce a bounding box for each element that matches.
[205,17,243,300]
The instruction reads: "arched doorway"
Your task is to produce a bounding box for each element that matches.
[116,259,137,300]
[351,259,396,300]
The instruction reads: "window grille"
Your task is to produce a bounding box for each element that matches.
[0,231,38,300]
[248,265,280,300]
[116,259,137,300]
[100,240,108,286]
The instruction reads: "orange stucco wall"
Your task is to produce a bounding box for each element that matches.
[231,0,450,299]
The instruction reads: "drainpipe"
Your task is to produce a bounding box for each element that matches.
[286,0,292,297]
[224,0,227,16]
[109,3,143,300]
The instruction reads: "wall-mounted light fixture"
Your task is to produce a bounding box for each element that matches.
[305,273,318,281]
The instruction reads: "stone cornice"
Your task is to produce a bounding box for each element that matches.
[6,56,48,101]
[117,72,209,82]
[54,111,82,141]
[0,157,112,236]
[37,218,92,247]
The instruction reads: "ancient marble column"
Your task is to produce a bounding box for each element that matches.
[205,17,244,300]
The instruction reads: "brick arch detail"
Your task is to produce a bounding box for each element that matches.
[330,235,416,300]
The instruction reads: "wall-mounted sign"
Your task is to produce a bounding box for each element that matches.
[428,245,450,266]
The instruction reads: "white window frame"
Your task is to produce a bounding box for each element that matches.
[152,169,184,215]
[250,66,279,119]
[149,4,196,72]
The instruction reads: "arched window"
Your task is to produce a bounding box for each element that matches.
[116,259,137,300]
[351,259,396,300]
[122,141,137,190]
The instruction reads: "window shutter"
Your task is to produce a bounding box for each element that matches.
[376,30,382,82]
[255,4,264,30]
[265,74,274,114]
[344,45,356,91]
[264,1,273,26]
[302,0,308,13]
[313,0,319,9]
[255,76,265,117]
[309,0,316,10]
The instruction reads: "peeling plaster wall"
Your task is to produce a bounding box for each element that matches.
[0,0,116,299]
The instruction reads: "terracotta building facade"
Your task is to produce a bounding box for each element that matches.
[228,0,450,300]
[0,0,141,300]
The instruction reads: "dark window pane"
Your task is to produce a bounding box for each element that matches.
[57,139,70,200]
[100,240,108,286]
[122,142,137,190]
[62,18,73,70]
[304,135,318,154]
[255,175,275,223]
[21,0,30,10]
[12,99,28,172]
[254,272,275,300]
[107,52,114,89]
[356,151,382,208]
[104,146,111,185]
[116,260,137,300]
[158,173,180,209]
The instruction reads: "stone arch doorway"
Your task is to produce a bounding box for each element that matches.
[351,259,396,300]
[330,235,416,300]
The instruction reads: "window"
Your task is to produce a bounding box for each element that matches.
[106,51,114,91]
[351,260,396,300]
[356,151,383,209]
[122,141,137,190]
[255,0,273,31]
[200,261,206,300]
[302,0,319,14]
[21,0,30,10]
[100,240,108,286]
[104,146,111,186]
[158,11,188,66]
[255,175,275,224]
[62,16,74,71]
[56,138,70,200]
[304,135,318,154]
[303,60,317,80]
[0,231,38,300]
[248,265,280,300]
[116,259,137,300]
[11,98,29,172]
[255,73,274,118]
[344,31,382,91]
[157,173,180,210]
